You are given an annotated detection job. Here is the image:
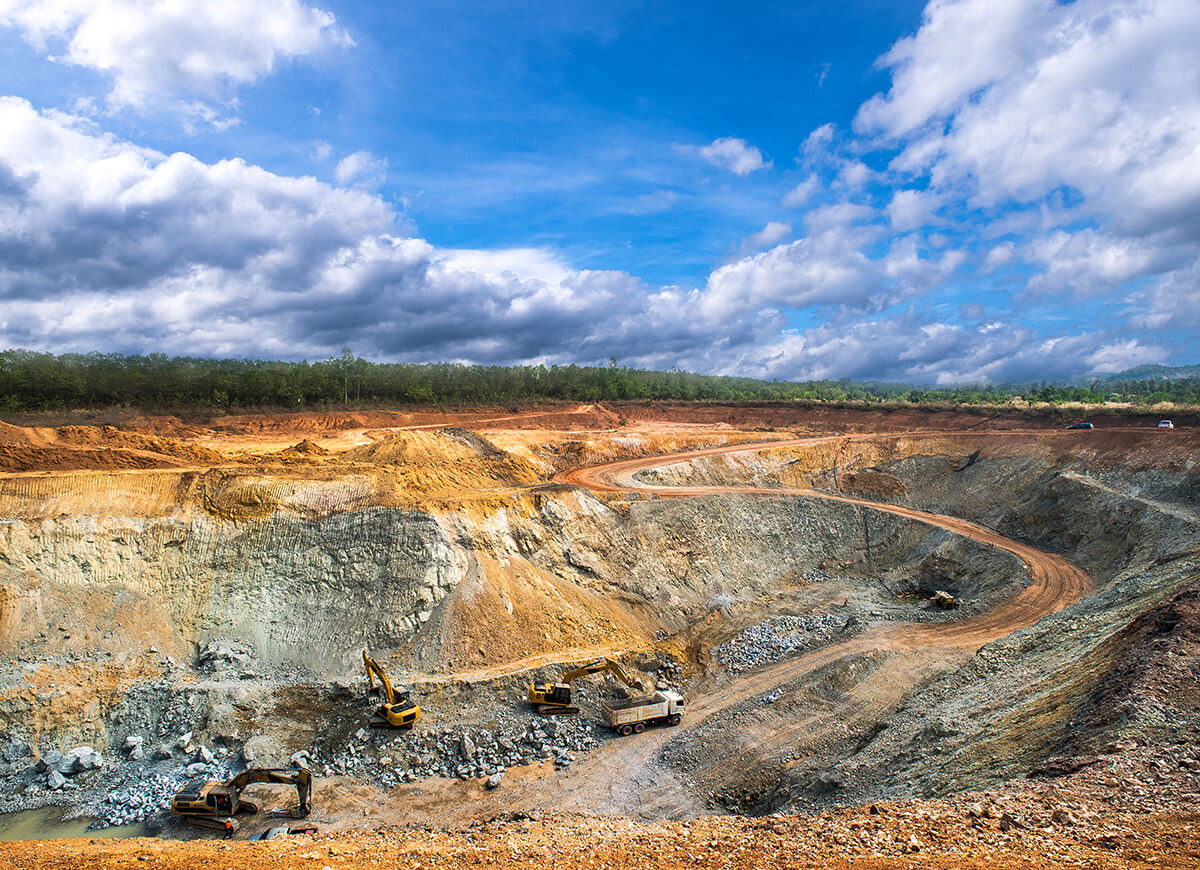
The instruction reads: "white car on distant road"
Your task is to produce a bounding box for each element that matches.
[1157,420,1174,428]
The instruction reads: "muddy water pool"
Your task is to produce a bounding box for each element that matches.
[0,806,150,841]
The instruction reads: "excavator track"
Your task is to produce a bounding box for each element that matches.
[536,704,580,716]
[181,815,239,835]
[370,714,414,728]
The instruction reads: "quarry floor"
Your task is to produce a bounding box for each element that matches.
[0,401,1198,869]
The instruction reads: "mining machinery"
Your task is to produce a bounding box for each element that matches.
[528,657,646,716]
[171,767,312,835]
[363,649,422,728]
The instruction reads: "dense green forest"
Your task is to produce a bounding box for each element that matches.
[1,349,1198,412]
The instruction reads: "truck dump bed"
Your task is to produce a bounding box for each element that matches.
[602,691,677,725]
[602,695,658,712]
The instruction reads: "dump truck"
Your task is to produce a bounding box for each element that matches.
[601,690,685,735]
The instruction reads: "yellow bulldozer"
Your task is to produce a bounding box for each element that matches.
[528,657,646,716]
[363,649,422,728]
[171,767,312,835]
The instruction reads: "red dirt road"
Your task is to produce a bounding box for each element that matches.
[555,435,1093,644]
[457,435,1096,819]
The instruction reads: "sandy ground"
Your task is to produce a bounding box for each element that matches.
[4,804,1197,869]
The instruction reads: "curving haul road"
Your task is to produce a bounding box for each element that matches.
[555,436,1092,647]
[539,435,1094,817]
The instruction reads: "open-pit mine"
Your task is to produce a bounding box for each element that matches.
[0,403,1197,869]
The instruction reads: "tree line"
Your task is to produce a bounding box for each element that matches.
[0,349,1197,413]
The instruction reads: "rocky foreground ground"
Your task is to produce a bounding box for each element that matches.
[2,801,1196,869]
[4,727,1200,869]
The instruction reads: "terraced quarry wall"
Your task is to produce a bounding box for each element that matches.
[0,481,1017,745]
[0,414,1196,840]
[0,424,1052,756]
[627,430,1200,811]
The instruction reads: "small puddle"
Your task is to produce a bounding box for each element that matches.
[0,806,151,841]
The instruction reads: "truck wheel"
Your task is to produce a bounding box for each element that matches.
[619,725,633,736]
[668,715,681,726]
[634,722,645,734]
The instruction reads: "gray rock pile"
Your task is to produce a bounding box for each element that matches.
[714,612,860,673]
[90,744,233,828]
[650,660,685,691]
[92,772,190,828]
[2,740,30,765]
[319,716,604,786]
[123,735,145,760]
[33,746,104,790]
[197,640,255,676]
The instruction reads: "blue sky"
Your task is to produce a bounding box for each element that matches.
[0,0,1197,383]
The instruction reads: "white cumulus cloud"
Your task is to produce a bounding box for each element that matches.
[738,221,792,254]
[741,316,1166,385]
[698,220,957,322]
[782,174,820,208]
[886,188,942,231]
[0,0,352,113]
[695,137,772,176]
[335,151,388,188]
[851,0,1200,345]
[858,0,1200,230]
[0,97,661,365]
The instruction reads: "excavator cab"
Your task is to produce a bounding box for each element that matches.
[172,779,240,817]
[207,787,236,816]
[528,681,576,713]
[375,692,420,728]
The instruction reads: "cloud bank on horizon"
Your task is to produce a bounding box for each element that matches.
[0,0,1196,384]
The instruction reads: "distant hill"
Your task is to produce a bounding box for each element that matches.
[1104,363,1200,380]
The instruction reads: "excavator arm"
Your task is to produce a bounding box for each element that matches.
[229,768,312,817]
[557,658,646,692]
[529,657,645,715]
[362,650,397,705]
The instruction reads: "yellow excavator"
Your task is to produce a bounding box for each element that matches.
[171,767,312,835]
[528,657,646,716]
[363,649,422,728]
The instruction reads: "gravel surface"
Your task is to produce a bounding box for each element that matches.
[315,715,606,786]
[713,612,862,673]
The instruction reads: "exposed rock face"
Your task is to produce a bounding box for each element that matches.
[0,508,463,668]
[3,422,1195,832]
[841,470,907,497]
[0,472,1025,755]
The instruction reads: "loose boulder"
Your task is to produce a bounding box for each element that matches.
[66,746,104,772]
[2,739,30,764]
